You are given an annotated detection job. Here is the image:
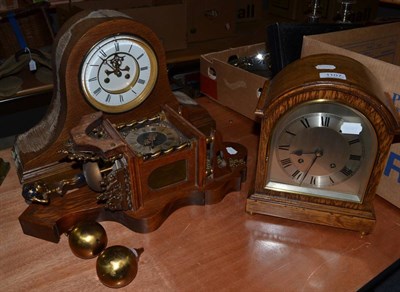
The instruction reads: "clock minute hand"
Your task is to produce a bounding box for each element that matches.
[299,149,323,185]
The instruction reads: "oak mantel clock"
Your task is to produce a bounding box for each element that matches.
[13,10,247,243]
[246,54,400,234]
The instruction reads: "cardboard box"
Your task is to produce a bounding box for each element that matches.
[236,0,265,22]
[377,143,400,208]
[56,0,187,52]
[123,4,186,51]
[301,22,400,117]
[186,0,236,43]
[301,22,400,207]
[267,0,378,23]
[200,43,270,120]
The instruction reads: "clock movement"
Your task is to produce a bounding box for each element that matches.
[13,10,247,243]
[246,54,399,233]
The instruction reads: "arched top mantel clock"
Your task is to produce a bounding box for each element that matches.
[246,53,399,234]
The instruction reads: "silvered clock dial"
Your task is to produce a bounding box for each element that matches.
[81,34,157,113]
[267,101,377,203]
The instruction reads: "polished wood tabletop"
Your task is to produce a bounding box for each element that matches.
[1,97,399,291]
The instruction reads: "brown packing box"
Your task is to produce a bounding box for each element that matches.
[123,4,186,51]
[236,0,265,22]
[56,0,252,51]
[56,0,187,52]
[377,143,400,208]
[186,0,236,43]
[187,0,269,42]
[301,22,400,208]
[200,43,269,121]
[267,0,378,23]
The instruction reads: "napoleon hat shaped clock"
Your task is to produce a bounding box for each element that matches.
[13,10,247,242]
[246,54,399,234]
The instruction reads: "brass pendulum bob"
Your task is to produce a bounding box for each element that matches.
[68,221,108,259]
[96,246,144,288]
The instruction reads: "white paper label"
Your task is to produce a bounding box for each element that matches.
[315,64,336,70]
[29,60,37,71]
[319,72,346,80]
[341,122,363,135]
[226,146,237,155]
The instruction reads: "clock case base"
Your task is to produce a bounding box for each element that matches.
[17,102,248,244]
[246,193,375,234]
[20,165,245,243]
[18,105,247,243]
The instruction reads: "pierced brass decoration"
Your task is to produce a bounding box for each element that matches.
[96,158,133,211]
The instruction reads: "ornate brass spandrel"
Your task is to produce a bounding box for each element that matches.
[96,158,133,211]
[60,141,123,164]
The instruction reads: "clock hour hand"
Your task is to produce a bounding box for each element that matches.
[292,149,320,156]
[102,58,117,72]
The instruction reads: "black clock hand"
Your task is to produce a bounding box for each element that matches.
[299,149,323,185]
[292,149,319,156]
[104,58,121,76]
[101,57,116,72]
[105,54,129,77]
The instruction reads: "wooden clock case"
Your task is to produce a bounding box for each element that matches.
[246,54,400,233]
[13,10,247,243]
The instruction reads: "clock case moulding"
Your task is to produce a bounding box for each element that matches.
[247,53,400,234]
[12,10,247,243]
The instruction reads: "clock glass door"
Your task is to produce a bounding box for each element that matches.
[81,34,158,113]
[266,101,378,203]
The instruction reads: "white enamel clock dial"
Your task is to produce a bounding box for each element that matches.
[266,101,378,203]
[81,34,158,113]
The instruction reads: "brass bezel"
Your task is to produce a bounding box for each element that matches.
[81,34,158,113]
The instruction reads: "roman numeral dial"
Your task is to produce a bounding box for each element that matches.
[264,101,379,204]
[275,111,364,188]
[124,123,185,156]
[81,34,158,113]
